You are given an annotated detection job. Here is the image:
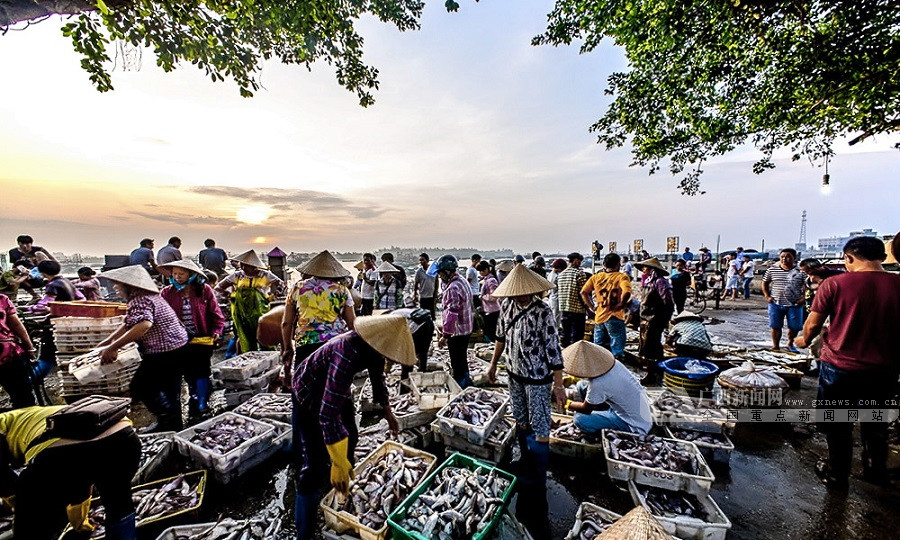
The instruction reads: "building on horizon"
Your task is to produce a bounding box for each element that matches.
[816,228,878,252]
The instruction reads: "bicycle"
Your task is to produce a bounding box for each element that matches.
[687,273,726,314]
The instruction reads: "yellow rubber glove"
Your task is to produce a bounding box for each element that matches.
[325,438,354,494]
[1,495,15,512]
[66,498,95,533]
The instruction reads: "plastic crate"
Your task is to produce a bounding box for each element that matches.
[321,441,437,540]
[602,430,715,495]
[59,362,139,398]
[649,391,733,434]
[214,351,279,381]
[490,511,535,540]
[155,520,268,540]
[62,470,207,539]
[665,427,734,465]
[233,392,292,423]
[628,481,731,540]
[430,417,515,464]
[49,301,127,318]
[223,389,257,408]
[258,418,292,451]
[434,387,509,445]
[549,413,604,459]
[408,371,462,411]
[133,432,175,485]
[68,344,141,383]
[387,452,516,540]
[564,502,623,540]
[214,365,280,392]
[175,412,276,477]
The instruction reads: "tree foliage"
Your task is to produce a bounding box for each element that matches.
[535,0,900,194]
[4,0,426,105]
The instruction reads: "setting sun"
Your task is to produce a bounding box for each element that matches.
[236,205,271,224]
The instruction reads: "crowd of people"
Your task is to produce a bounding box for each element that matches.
[0,232,897,538]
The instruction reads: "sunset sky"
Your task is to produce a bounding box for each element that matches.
[1,0,897,258]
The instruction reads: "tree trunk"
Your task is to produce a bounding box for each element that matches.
[1,0,97,27]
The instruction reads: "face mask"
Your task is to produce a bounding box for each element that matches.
[170,274,204,290]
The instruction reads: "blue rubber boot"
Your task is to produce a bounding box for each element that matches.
[294,491,320,540]
[525,434,550,488]
[29,358,56,381]
[103,512,136,540]
[224,338,237,359]
[193,377,211,413]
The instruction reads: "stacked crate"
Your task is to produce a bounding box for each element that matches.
[51,316,134,398]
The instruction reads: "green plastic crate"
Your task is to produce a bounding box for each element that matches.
[387,452,517,540]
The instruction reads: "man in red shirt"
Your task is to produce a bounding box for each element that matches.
[796,236,900,491]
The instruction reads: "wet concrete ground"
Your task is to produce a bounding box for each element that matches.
[22,296,900,539]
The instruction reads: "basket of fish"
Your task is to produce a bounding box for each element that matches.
[357,375,403,413]
[628,481,731,540]
[58,361,140,398]
[466,356,493,386]
[155,518,279,540]
[435,387,509,446]
[549,414,604,459]
[649,390,732,433]
[174,412,276,481]
[408,371,462,411]
[133,431,176,485]
[603,430,714,494]
[213,351,280,381]
[431,417,515,464]
[665,427,735,465]
[387,452,516,540]
[233,392,292,423]
[391,393,437,430]
[212,365,281,392]
[72,471,207,539]
[321,441,437,540]
[68,343,141,383]
[564,502,623,540]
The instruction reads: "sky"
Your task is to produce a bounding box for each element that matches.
[0,0,897,258]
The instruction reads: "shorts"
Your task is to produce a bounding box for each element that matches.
[726,276,740,290]
[768,303,803,331]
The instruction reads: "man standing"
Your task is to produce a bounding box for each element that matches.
[557,252,588,348]
[581,253,632,360]
[359,253,377,315]
[621,256,634,281]
[740,257,756,300]
[466,254,482,309]
[725,253,742,300]
[796,237,900,491]
[437,255,473,387]
[413,253,436,319]
[735,246,746,263]
[129,238,158,274]
[762,248,806,351]
[198,238,227,278]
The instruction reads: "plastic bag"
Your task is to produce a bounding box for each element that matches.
[684,359,707,374]
[718,361,787,389]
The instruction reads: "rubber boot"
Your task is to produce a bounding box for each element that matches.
[103,512,136,540]
[194,377,211,413]
[516,435,551,539]
[294,491,320,540]
[525,435,550,489]
[29,358,56,381]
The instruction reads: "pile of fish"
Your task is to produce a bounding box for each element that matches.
[669,428,730,446]
[219,351,276,369]
[138,433,172,470]
[572,507,618,539]
[89,474,201,537]
[69,343,138,370]
[189,415,265,454]
[639,486,709,521]
[358,376,402,406]
[397,465,511,538]
[168,518,280,539]
[550,419,602,445]
[391,393,423,417]
[605,431,699,474]
[355,421,391,461]
[234,393,292,420]
[440,390,505,427]
[0,516,12,535]
[328,449,431,530]
[485,418,514,447]
[653,391,727,420]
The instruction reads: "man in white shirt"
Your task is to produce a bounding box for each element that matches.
[359,253,377,315]
[740,258,756,299]
[413,253,437,319]
[466,254,481,309]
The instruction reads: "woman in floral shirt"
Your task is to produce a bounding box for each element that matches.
[282,251,355,373]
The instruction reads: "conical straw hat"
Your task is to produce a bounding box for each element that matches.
[353,261,366,271]
[671,310,703,323]
[633,257,669,276]
[100,265,159,294]
[563,340,615,378]
[298,250,350,279]
[596,506,673,539]
[157,259,203,275]
[376,261,400,274]
[492,263,553,297]
[231,249,266,269]
[496,259,515,272]
[355,315,417,366]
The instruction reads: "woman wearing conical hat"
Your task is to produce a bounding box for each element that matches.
[634,257,675,384]
[215,249,284,354]
[159,259,226,422]
[281,250,355,372]
[485,264,565,535]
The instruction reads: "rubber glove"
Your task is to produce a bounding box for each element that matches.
[325,438,354,494]
[1,495,15,511]
[66,498,95,532]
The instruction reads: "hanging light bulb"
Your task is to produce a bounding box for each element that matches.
[820,173,831,195]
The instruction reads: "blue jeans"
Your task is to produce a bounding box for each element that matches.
[742,277,753,299]
[573,409,631,434]
[593,318,627,359]
[767,303,803,331]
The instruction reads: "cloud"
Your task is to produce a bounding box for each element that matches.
[184,186,387,219]
[126,210,240,228]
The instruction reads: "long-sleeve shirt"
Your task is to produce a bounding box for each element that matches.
[557,267,588,313]
[496,298,563,384]
[292,332,387,444]
[480,275,501,314]
[124,294,188,354]
[74,277,102,301]
[440,274,473,337]
[160,284,226,338]
[639,274,675,324]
